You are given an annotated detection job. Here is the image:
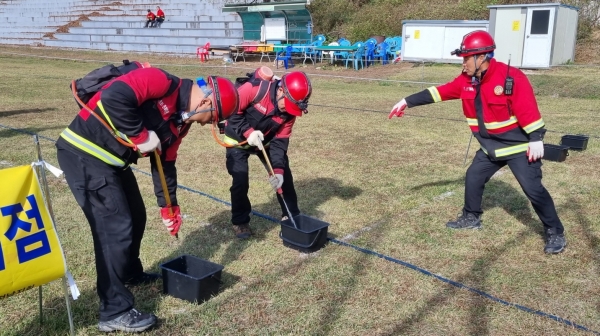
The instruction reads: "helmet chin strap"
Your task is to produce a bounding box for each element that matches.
[471,54,491,85]
[471,56,482,85]
[181,107,214,122]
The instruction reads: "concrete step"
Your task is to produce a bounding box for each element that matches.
[0,37,41,45]
[0,31,47,38]
[80,20,242,29]
[85,13,237,21]
[53,33,243,45]
[42,39,231,55]
[67,27,242,37]
[0,16,79,23]
[69,3,218,11]
[0,27,56,33]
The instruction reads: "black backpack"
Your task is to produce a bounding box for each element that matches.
[71,60,144,108]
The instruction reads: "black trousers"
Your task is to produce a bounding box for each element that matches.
[464,150,564,233]
[56,145,147,321]
[226,147,300,225]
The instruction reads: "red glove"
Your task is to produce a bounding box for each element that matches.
[160,205,182,236]
[388,98,407,119]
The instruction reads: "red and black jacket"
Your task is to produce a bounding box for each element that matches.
[57,67,193,207]
[224,79,295,175]
[404,58,545,160]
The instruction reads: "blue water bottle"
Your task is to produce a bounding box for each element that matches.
[196,77,212,96]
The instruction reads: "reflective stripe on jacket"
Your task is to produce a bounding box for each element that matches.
[409,58,544,160]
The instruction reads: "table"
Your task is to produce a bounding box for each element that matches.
[272,45,316,64]
[315,46,359,64]
[229,44,275,63]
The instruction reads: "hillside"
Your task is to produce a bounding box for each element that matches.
[309,0,600,64]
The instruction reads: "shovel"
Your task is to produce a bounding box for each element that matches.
[260,147,298,229]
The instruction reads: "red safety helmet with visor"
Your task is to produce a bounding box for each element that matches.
[280,71,312,117]
[451,30,496,57]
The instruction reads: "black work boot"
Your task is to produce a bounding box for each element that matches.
[233,223,252,239]
[544,228,567,254]
[124,272,161,286]
[446,212,482,229]
[98,308,157,333]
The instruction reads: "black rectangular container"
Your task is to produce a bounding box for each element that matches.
[159,254,224,304]
[560,134,589,151]
[280,214,329,253]
[543,144,569,162]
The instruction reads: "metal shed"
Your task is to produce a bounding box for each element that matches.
[401,20,490,63]
[222,0,312,44]
[488,3,579,68]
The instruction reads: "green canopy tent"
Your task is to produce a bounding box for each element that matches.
[222,0,313,44]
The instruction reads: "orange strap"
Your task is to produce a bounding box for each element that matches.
[210,121,249,148]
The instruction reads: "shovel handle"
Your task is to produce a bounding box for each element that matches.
[260,147,283,195]
[153,150,178,238]
[261,147,276,176]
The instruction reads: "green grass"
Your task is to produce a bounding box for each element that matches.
[0,46,599,336]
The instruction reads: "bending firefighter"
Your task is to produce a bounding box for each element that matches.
[56,62,239,332]
[388,31,566,254]
[224,67,312,239]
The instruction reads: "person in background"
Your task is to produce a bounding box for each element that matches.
[388,30,567,254]
[144,9,156,28]
[57,64,239,332]
[155,6,165,28]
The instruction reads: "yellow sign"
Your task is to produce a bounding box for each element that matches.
[414,30,421,39]
[512,21,520,31]
[0,165,66,298]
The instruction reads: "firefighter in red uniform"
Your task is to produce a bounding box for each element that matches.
[388,31,566,254]
[56,66,239,332]
[155,6,165,28]
[223,67,312,239]
[145,9,156,28]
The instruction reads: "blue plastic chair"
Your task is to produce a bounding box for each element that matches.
[365,37,378,46]
[365,40,376,67]
[345,42,364,70]
[276,45,294,69]
[375,41,390,65]
[303,35,326,64]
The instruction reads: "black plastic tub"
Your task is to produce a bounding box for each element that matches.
[159,254,224,304]
[560,134,589,151]
[544,144,569,162]
[280,214,329,253]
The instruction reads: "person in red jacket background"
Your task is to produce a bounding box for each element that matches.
[223,67,312,239]
[145,9,156,28]
[56,65,239,332]
[388,30,566,254]
[156,6,165,28]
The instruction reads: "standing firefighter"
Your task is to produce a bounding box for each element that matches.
[56,62,239,332]
[388,31,566,254]
[223,67,312,239]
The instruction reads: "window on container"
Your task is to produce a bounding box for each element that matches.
[530,10,550,35]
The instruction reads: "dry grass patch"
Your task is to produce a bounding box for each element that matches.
[0,47,598,335]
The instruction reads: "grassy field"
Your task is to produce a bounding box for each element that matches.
[0,46,599,336]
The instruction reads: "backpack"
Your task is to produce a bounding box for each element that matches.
[235,72,272,106]
[71,60,145,108]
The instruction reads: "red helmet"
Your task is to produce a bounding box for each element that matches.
[281,71,312,117]
[207,76,239,122]
[451,30,495,57]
